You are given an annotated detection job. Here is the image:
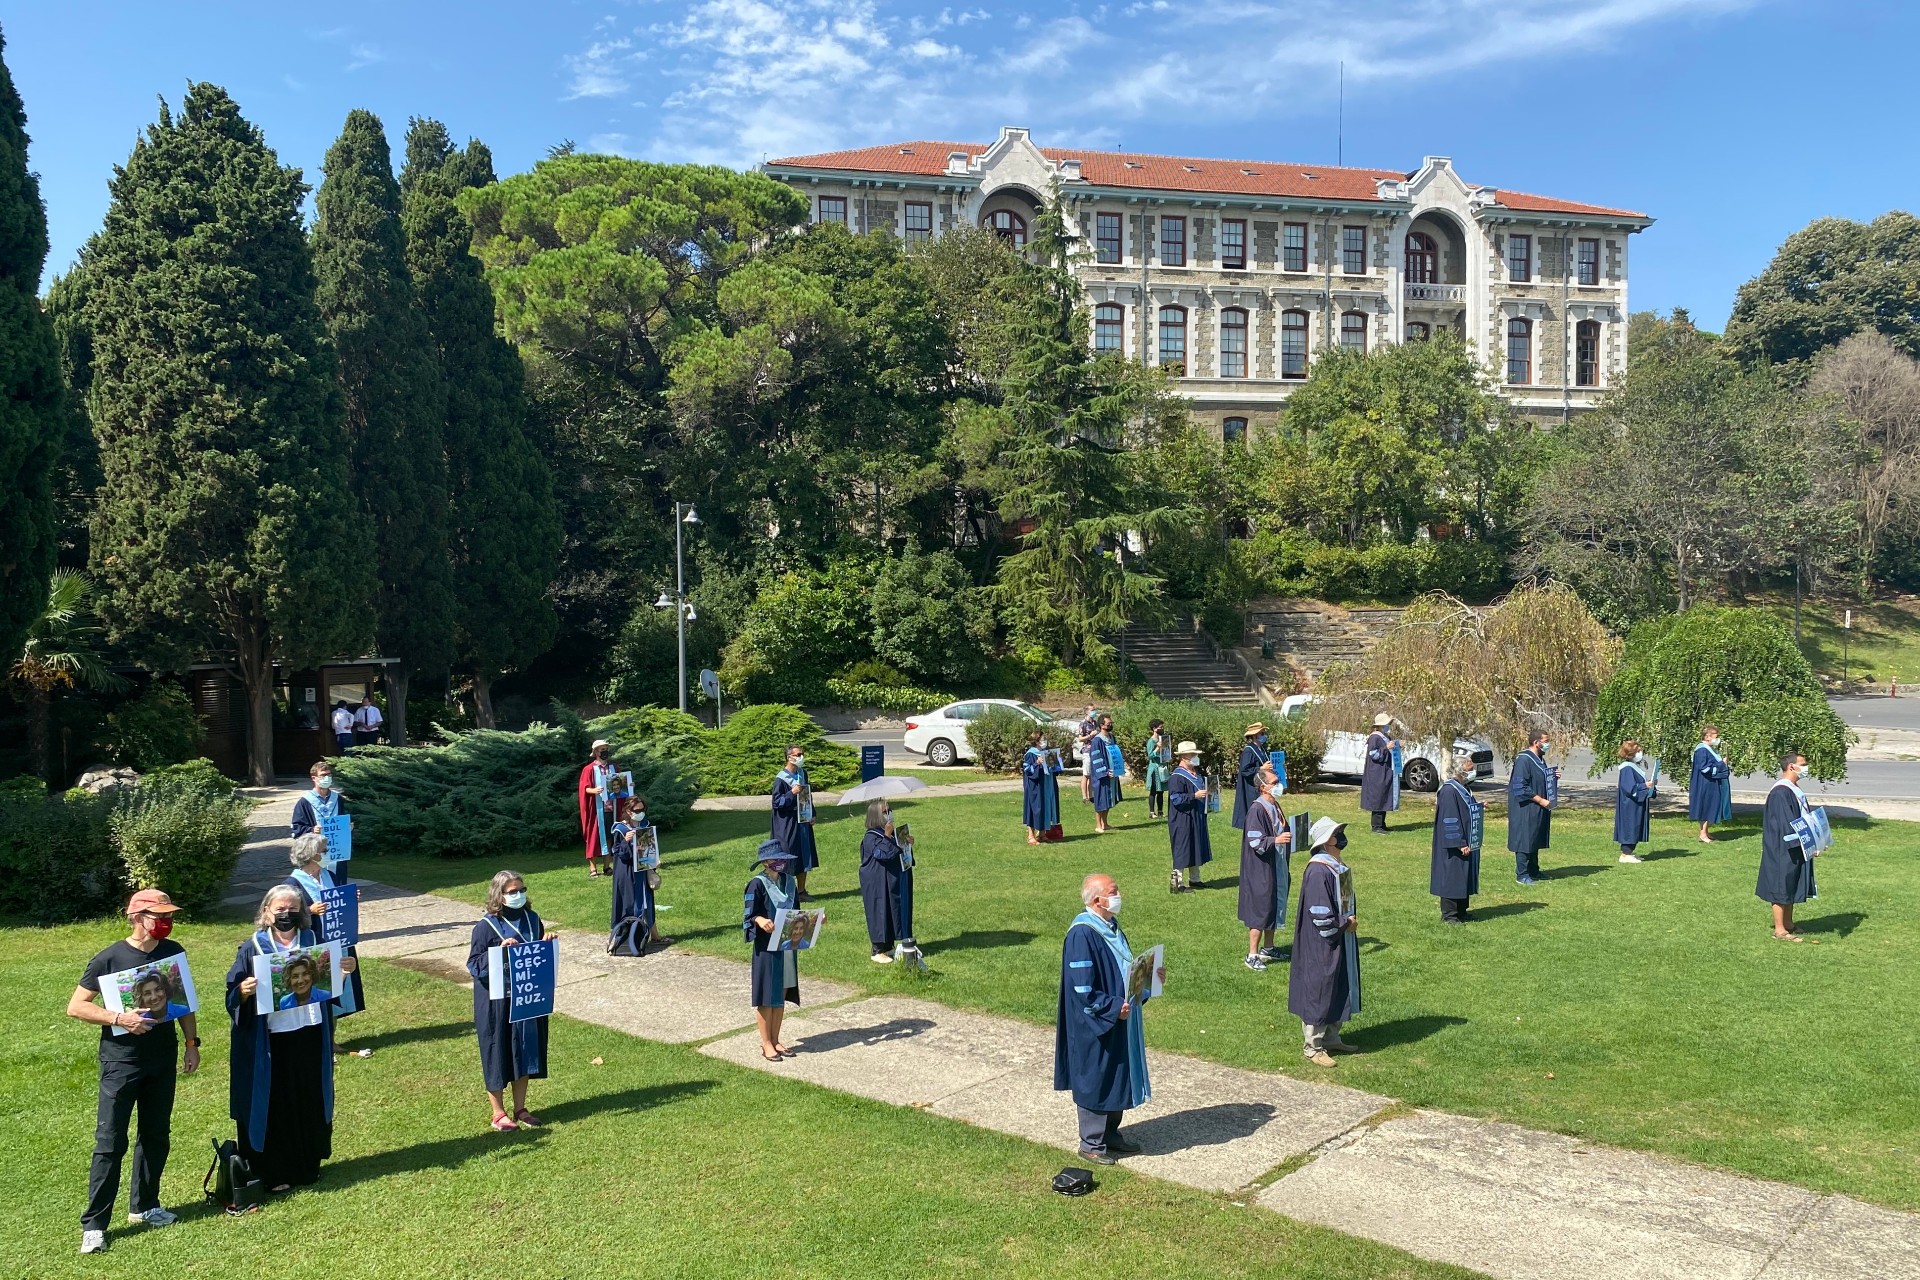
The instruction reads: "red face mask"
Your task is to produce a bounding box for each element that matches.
[144,915,174,941]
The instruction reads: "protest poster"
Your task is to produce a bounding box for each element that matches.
[487,936,558,1024]
[1126,944,1165,1003]
[633,824,661,870]
[1467,803,1485,859]
[605,770,634,802]
[1205,774,1222,813]
[768,907,824,952]
[796,784,815,824]
[896,822,914,869]
[318,811,352,862]
[1268,746,1287,793]
[1545,764,1560,807]
[1048,748,1066,774]
[252,941,344,1033]
[100,954,199,1035]
[319,882,360,946]
[1288,810,1311,857]
[1792,806,1834,856]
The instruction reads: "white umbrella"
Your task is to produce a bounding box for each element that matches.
[835,775,930,805]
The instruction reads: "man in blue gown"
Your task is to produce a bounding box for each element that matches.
[770,744,819,900]
[1053,872,1150,1165]
[1758,751,1819,940]
[1506,729,1556,884]
[1232,724,1269,830]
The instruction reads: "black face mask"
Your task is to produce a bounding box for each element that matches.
[272,909,302,931]
[1334,832,1349,851]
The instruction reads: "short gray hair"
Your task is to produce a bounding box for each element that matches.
[1080,873,1113,906]
[256,884,303,927]
[290,832,328,867]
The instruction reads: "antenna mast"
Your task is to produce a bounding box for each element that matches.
[1338,61,1344,166]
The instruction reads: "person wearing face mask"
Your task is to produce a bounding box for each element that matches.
[1758,752,1819,941]
[1232,723,1270,831]
[1506,728,1557,885]
[1290,818,1360,1066]
[1360,713,1399,834]
[858,800,916,963]
[1431,753,1484,924]
[289,763,350,880]
[226,886,357,1191]
[1614,741,1658,863]
[744,841,804,1061]
[1021,730,1063,844]
[1053,873,1150,1165]
[283,832,367,1052]
[608,794,668,955]
[68,890,197,1254]
[468,871,559,1129]
[1165,741,1213,892]
[1689,724,1733,843]
[1086,715,1120,834]
[577,740,619,878]
[771,744,821,900]
[1238,768,1293,968]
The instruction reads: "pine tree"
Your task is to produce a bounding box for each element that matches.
[400,118,560,727]
[312,109,453,745]
[0,27,64,665]
[82,84,376,784]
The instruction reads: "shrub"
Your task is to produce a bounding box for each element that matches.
[404,693,474,742]
[101,684,203,770]
[835,659,912,688]
[821,678,953,715]
[0,787,121,924]
[719,565,872,703]
[1200,602,1245,649]
[968,706,1063,773]
[112,775,250,913]
[699,704,858,796]
[1250,532,1508,604]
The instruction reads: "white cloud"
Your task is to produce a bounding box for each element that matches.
[908,38,959,58]
[344,43,385,73]
[565,38,641,100]
[590,132,638,155]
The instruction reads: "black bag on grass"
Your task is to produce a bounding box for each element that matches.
[1051,1167,1094,1196]
[205,1136,263,1214]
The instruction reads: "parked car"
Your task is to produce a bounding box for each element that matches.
[903,699,1085,767]
[1278,694,1496,792]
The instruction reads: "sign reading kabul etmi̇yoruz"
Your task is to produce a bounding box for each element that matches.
[318,883,360,947]
[488,938,558,1024]
[319,812,353,862]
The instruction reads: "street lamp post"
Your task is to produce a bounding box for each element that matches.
[658,502,699,713]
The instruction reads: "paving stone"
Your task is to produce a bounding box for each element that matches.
[563,949,855,1043]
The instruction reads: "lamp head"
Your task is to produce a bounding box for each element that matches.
[682,505,699,524]
[654,592,673,608]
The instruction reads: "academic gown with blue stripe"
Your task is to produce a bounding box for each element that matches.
[1430,779,1481,899]
[1167,766,1213,870]
[1688,744,1732,823]
[1507,751,1553,854]
[770,769,819,871]
[466,911,550,1091]
[1757,783,1817,906]
[1289,856,1359,1025]
[1232,743,1265,829]
[1614,763,1654,845]
[1053,916,1147,1112]
[224,929,335,1172]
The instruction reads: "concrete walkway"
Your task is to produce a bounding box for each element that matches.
[233,787,1920,1280]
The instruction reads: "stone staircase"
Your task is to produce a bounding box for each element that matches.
[1122,624,1262,705]
[1245,601,1403,686]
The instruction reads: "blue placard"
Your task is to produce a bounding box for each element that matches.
[1467,804,1485,858]
[861,744,885,783]
[1544,764,1559,807]
[1790,806,1833,854]
[319,883,359,947]
[501,938,557,1024]
[1268,747,1287,793]
[319,812,352,862]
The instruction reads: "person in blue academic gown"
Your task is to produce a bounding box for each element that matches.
[744,842,802,1059]
[1166,741,1213,892]
[1689,725,1733,843]
[1237,770,1291,968]
[770,745,819,899]
[467,870,556,1131]
[1359,713,1399,833]
[1232,724,1268,830]
[1289,818,1360,1066]
[1086,718,1120,833]
[1614,741,1658,862]
[1053,872,1151,1164]
[1431,754,1483,924]
[1758,752,1819,940]
[225,885,354,1191]
[284,832,365,1050]
[858,800,915,962]
[289,761,353,888]
[1143,720,1172,820]
[1021,731,1051,844]
[608,797,666,955]
[1506,729,1557,884]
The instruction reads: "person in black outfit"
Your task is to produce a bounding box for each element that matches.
[68,889,200,1254]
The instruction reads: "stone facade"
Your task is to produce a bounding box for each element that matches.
[765,127,1651,442]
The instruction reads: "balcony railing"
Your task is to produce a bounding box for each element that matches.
[1405,282,1465,303]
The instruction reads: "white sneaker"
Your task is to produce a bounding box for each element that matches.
[128,1206,177,1227]
[870,951,893,964]
[1618,853,1643,864]
[80,1230,107,1253]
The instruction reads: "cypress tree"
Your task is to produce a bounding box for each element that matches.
[0,27,64,664]
[401,118,560,727]
[83,85,376,784]
[312,109,452,744]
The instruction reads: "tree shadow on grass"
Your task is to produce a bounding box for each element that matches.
[1543,864,1608,879]
[316,1081,716,1192]
[1349,1014,1467,1051]
[933,930,1038,952]
[1797,912,1867,938]
[1127,1101,1277,1155]
[1470,901,1545,921]
[1642,847,1699,862]
[337,1019,472,1054]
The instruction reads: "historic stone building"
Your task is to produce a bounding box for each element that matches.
[764,127,1651,439]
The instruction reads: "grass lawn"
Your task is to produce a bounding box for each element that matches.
[1753,593,1920,685]
[366,788,1920,1211]
[5,925,1469,1279]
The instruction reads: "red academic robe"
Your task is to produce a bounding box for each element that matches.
[578,762,605,862]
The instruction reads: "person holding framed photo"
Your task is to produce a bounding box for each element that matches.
[858,800,915,963]
[743,841,803,1061]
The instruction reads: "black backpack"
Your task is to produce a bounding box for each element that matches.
[205,1137,263,1214]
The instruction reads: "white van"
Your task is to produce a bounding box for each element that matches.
[1279,694,1495,792]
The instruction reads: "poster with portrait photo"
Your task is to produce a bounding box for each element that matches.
[251,940,346,1032]
[768,907,824,952]
[100,954,199,1036]
[632,824,660,869]
[796,783,816,824]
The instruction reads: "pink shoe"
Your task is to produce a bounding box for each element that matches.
[490,1113,518,1132]
[514,1109,544,1128]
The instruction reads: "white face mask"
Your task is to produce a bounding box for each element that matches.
[792,755,805,769]
[503,890,528,910]
[1105,893,1123,915]
[1633,751,1646,764]
[315,775,333,790]
[1185,756,1200,769]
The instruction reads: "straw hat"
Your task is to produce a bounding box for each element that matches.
[1308,816,1347,849]
[1371,712,1393,728]
[591,739,611,751]
[1244,722,1266,738]
[1174,740,1200,756]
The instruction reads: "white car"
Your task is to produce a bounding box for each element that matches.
[1279,694,1496,792]
[903,699,1084,767]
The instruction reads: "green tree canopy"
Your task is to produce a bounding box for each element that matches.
[81,84,375,783]
[1592,606,1852,781]
[0,28,63,665]
[401,118,561,725]
[1725,213,1920,373]
[313,108,453,743]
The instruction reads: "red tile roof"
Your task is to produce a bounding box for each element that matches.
[765,141,1646,220]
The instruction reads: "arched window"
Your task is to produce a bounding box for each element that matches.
[1223,416,1248,443]
[1094,303,1125,353]
[1280,309,1309,378]
[1340,311,1368,353]
[1219,307,1248,378]
[986,209,1027,247]
[1576,319,1601,387]
[1406,232,1438,284]
[1405,321,1431,342]
[1507,317,1532,385]
[1158,305,1187,373]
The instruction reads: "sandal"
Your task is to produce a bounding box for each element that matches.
[774,1042,795,1057]
[514,1109,543,1128]
[1772,931,1804,942]
[761,1048,783,1062]
[491,1113,518,1131]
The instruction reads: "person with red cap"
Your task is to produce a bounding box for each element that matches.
[67,889,200,1254]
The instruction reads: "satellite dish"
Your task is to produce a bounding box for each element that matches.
[698,668,721,701]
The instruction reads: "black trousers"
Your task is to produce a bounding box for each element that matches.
[1514,849,1542,880]
[1077,1105,1123,1155]
[1370,811,1388,833]
[1439,896,1470,923]
[84,1056,176,1229]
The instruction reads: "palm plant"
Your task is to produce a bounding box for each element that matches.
[11,570,128,782]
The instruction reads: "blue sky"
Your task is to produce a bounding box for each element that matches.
[4,1,1913,330]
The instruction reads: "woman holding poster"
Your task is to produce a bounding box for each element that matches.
[467,871,558,1131]
[744,841,803,1061]
[284,832,367,1048]
[225,886,356,1192]
[608,797,668,955]
[577,740,620,877]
